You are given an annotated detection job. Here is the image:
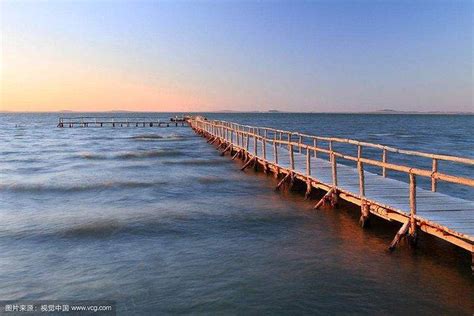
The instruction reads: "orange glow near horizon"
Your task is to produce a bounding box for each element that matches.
[0,56,212,112]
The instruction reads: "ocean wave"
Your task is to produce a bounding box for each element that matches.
[116,150,181,159]
[131,134,164,140]
[59,220,124,238]
[79,152,108,160]
[2,218,187,240]
[130,134,186,141]
[162,159,230,166]
[59,220,186,239]
[0,180,165,193]
[196,176,227,184]
[78,150,182,160]
[371,133,393,137]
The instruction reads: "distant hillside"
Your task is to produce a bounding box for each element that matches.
[371,109,473,115]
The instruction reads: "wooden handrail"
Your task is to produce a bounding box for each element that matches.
[203,119,474,165]
[192,118,474,188]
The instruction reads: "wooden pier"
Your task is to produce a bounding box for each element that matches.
[189,117,474,267]
[57,116,188,128]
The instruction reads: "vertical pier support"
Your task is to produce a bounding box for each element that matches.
[313,188,335,209]
[288,172,296,190]
[389,221,410,252]
[408,173,418,247]
[431,159,438,192]
[305,180,312,200]
[359,201,370,228]
[275,172,292,191]
[330,188,339,207]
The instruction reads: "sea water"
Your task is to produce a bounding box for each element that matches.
[0,113,473,314]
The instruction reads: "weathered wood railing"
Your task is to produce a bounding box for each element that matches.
[190,117,474,247]
[57,116,188,128]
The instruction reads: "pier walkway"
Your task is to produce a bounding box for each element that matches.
[57,116,188,128]
[189,117,474,261]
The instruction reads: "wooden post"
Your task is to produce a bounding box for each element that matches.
[357,145,364,196]
[329,140,333,161]
[331,153,338,186]
[314,188,334,209]
[382,148,387,177]
[246,133,250,151]
[359,202,370,228]
[263,137,266,160]
[289,144,295,170]
[298,135,302,153]
[313,139,317,158]
[275,172,291,190]
[220,144,232,156]
[232,149,241,160]
[287,133,291,150]
[431,159,438,192]
[254,135,258,156]
[241,157,257,171]
[306,147,311,176]
[358,160,365,197]
[274,141,278,164]
[305,180,312,199]
[409,173,417,240]
[388,221,409,251]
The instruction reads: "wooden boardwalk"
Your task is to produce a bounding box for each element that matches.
[189,117,474,266]
[57,116,188,128]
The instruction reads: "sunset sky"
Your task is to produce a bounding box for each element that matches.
[1,0,472,112]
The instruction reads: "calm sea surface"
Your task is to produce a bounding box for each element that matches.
[1,113,473,314]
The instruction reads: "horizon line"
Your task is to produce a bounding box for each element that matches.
[1,110,473,115]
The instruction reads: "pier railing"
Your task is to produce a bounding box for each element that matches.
[190,117,474,240]
[192,118,474,187]
[57,116,187,128]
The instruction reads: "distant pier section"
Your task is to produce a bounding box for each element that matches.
[57,116,189,128]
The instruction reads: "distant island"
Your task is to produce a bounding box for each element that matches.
[368,109,474,115]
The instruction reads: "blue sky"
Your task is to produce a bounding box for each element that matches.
[1,0,472,112]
